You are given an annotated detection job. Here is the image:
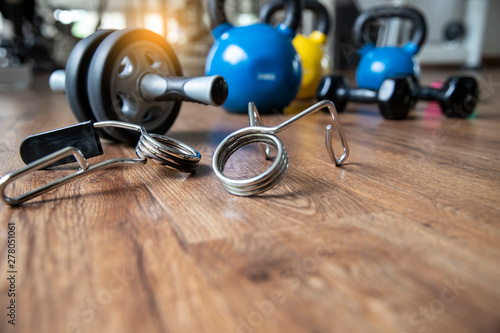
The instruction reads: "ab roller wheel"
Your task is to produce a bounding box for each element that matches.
[87,28,184,143]
[62,29,116,140]
[51,28,228,143]
[260,0,332,100]
[64,30,115,125]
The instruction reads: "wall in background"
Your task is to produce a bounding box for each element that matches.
[2,0,498,72]
[483,0,500,57]
[354,0,500,66]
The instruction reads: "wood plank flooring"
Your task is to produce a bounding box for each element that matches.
[0,67,499,333]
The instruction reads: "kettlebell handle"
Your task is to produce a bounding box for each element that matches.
[260,0,331,36]
[209,0,302,32]
[353,6,427,50]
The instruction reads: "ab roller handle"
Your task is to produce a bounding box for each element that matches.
[49,70,66,92]
[50,71,227,107]
[139,74,227,106]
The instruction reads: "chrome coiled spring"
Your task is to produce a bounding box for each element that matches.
[212,100,350,196]
[214,130,289,196]
[94,121,201,172]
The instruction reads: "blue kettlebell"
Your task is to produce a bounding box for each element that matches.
[353,6,427,90]
[205,0,303,114]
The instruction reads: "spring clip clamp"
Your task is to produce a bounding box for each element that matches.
[212,100,349,196]
[0,121,201,205]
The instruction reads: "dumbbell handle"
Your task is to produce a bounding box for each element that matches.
[340,87,378,103]
[140,74,228,106]
[412,86,441,101]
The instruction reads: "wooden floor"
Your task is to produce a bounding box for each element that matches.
[0,67,499,333]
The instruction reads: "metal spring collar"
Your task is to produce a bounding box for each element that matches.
[0,121,201,205]
[212,100,350,196]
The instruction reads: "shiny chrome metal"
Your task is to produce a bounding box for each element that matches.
[212,100,349,196]
[0,121,201,205]
[92,121,201,171]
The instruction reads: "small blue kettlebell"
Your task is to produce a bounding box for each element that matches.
[205,0,303,114]
[353,6,427,90]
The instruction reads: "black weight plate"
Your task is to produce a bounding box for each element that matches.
[442,76,479,118]
[65,29,114,123]
[317,75,349,112]
[87,28,183,144]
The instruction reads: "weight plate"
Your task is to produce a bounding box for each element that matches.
[87,28,183,143]
[65,29,114,123]
[317,75,349,112]
[442,76,479,118]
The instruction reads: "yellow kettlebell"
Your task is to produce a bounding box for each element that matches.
[260,0,332,99]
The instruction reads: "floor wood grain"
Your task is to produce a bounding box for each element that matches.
[0,67,499,333]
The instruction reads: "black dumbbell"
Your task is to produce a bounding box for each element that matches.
[408,76,479,118]
[317,75,414,120]
[50,28,228,143]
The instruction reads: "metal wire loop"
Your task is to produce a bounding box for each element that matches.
[212,100,350,196]
[0,121,201,205]
[93,122,201,172]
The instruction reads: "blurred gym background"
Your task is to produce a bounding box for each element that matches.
[1,0,499,89]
